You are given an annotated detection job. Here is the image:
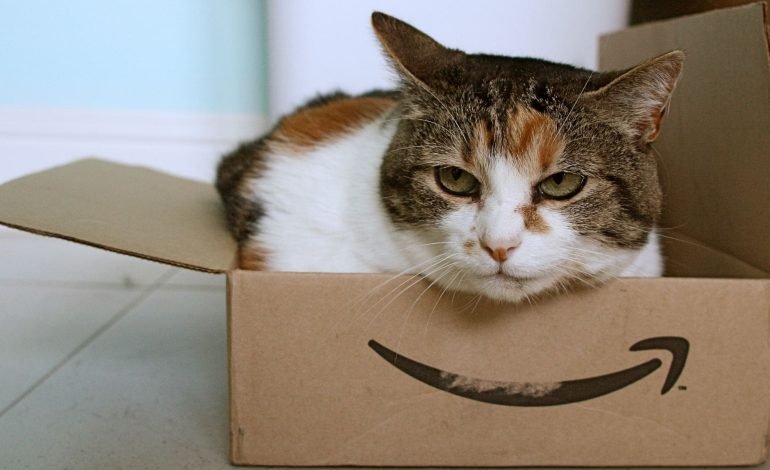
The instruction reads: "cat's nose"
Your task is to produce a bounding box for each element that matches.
[480,239,519,263]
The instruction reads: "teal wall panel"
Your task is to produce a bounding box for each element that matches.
[0,0,267,114]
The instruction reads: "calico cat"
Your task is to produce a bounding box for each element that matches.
[216,12,684,303]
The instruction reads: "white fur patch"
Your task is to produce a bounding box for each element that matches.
[249,117,423,273]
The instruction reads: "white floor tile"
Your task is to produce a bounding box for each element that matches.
[0,285,145,414]
[0,226,24,238]
[162,268,226,289]
[0,288,233,468]
[0,233,171,286]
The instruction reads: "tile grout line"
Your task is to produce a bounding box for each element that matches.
[0,268,178,420]
[0,279,224,291]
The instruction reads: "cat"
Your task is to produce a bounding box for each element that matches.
[216,12,683,304]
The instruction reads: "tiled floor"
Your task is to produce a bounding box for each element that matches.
[0,231,233,468]
[1,230,768,469]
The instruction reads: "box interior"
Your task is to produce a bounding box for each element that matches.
[601,2,770,279]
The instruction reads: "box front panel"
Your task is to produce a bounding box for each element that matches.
[229,272,770,466]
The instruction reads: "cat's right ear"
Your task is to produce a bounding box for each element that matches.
[372,12,463,90]
[589,50,685,144]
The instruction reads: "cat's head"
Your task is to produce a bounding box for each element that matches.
[372,12,684,303]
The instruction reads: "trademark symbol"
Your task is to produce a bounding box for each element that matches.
[678,385,687,391]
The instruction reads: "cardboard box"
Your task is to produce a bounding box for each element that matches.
[1,3,770,467]
[630,0,768,26]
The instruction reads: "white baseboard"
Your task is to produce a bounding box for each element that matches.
[0,107,269,184]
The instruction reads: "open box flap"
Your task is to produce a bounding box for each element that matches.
[600,2,770,276]
[0,158,236,273]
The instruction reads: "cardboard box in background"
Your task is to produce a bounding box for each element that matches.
[0,3,769,467]
[630,0,769,26]
[605,2,770,279]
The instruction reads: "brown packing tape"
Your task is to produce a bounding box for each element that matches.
[0,158,236,273]
[600,2,770,275]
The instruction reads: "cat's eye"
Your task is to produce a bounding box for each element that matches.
[436,166,480,196]
[538,172,586,200]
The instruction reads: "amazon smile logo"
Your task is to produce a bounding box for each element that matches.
[368,337,689,407]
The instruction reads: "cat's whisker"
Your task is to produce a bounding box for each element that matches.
[456,290,484,315]
[416,84,471,150]
[388,144,456,154]
[347,253,457,327]
[650,145,674,192]
[469,293,484,315]
[381,117,455,140]
[422,267,464,337]
[395,262,460,353]
[378,263,456,349]
[549,263,604,288]
[565,247,620,262]
[450,271,467,307]
[655,233,713,253]
[563,135,597,145]
[570,266,621,288]
[553,275,582,297]
[404,241,455,248]
[347,252,453,312]
[558,72,593,136]
[655,223,689,233]
[329,253,462,346]
[459,294,479,314]
[356,254,454,314]
[556,257,609,276]
[362,273,433,330]
[409,262,461,313]
[362,255,460,330]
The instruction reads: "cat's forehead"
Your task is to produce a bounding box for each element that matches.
[447,56,601,103]
[465,104,567,178]
[406,59,613,177]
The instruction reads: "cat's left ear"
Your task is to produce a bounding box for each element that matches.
[590,50,685,143]
[372,12,463,91]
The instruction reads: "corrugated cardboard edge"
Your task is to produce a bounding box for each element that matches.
[764,278,770,464]
[0,220,227,274]
[227,272,243,464]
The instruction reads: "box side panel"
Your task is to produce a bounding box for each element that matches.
[600,4,770,275]
[663,230,768,278]
[229,272,770,466]
[0,159,236,273]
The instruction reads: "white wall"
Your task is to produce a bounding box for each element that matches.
[0,109,264,184]
[267,0,630,121]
